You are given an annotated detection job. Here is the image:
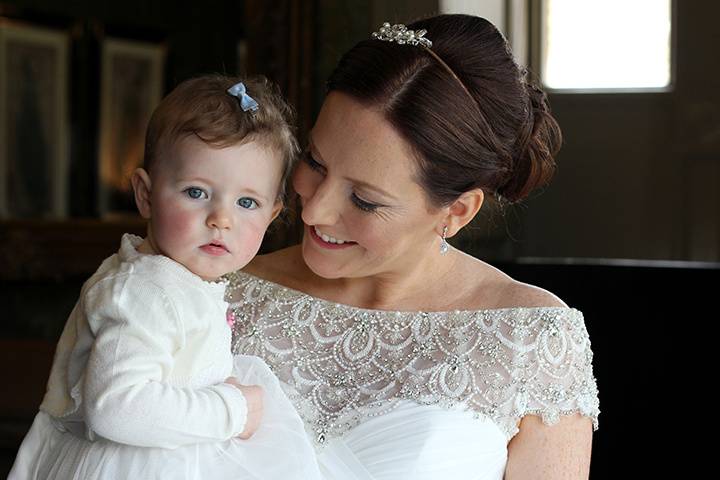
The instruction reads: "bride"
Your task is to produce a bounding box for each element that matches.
[227,14,599,479]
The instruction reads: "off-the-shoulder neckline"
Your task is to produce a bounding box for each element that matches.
[229,270,579,317]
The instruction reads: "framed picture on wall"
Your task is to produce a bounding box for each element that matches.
[0,21,69,219]
[98,37,164,217]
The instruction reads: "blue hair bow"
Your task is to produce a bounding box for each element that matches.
[227,82,259,112]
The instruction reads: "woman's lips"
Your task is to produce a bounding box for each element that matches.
[308,225,356,250]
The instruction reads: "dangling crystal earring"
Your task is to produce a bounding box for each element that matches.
[440,226,449,255]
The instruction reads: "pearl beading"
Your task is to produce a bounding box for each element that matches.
[226,272,600,446]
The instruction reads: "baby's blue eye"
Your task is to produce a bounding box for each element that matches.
[185,187,206,199]
[237,197,258,210]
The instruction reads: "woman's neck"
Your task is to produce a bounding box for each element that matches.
[294,247,472,312]
[354,253,464,311]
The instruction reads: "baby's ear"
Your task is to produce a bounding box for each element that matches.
[269,199,283,223]
[131,168,153,219]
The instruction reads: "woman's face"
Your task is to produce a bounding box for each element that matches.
[293,92,444,280]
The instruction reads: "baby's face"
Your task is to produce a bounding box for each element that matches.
[145,136,283,280]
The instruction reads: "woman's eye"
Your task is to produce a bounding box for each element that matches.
[303,151,325,173]
[351,193,379,213]
[237,197,258,210]
[184,187,207,199]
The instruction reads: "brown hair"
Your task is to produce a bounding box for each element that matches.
[144,74,299,202]
[326,14,561,205]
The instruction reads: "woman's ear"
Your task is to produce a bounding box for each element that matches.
[131,168,153,219]
[441,188,485,237]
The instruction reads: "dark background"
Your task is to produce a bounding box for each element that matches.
[1,1,717,478]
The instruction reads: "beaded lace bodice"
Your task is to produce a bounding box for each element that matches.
[226,271,600,446]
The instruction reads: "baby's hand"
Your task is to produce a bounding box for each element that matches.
[224,377,264,439]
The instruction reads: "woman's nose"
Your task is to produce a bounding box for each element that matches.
[300,178,340,227]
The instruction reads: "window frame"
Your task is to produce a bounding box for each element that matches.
[529,0,677,94]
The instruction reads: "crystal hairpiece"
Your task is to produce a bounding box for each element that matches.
[371,22,432,48]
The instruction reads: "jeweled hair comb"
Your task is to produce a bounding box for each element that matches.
[371,22,432,48]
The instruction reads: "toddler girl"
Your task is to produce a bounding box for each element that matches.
[9,75,321,479]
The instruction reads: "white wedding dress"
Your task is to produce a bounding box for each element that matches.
[226,271,600,480]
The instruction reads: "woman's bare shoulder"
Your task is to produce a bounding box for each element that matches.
[498,279,568,309]
[461,257,568,310]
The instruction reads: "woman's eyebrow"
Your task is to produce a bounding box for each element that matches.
[307,133,323,161]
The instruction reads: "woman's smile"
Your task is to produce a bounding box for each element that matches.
[308,224,357,249]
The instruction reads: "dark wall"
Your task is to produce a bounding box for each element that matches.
[0,0,242,79]
[501,260,713,478]
[0,0,243,217]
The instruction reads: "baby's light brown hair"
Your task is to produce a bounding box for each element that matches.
[143,74,299,203]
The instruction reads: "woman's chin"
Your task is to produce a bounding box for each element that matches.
[302,252,342,279]
[301,237,351,279]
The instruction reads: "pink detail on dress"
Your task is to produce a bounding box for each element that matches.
[226,310,235,329]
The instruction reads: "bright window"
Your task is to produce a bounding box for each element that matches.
[542,0,672,90]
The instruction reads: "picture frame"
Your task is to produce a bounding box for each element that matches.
[0,21,69,219]
[97,37,164,217]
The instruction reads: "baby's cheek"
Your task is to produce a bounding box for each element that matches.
[234,221,269,262]
[156,208,196,245]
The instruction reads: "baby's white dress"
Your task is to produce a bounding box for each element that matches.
[227,271,601,480]
[9,234,322,480]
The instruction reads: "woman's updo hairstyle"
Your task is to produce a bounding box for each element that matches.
[326,14,561,205]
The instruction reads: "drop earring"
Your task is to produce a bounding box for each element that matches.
[440,226,449,255]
